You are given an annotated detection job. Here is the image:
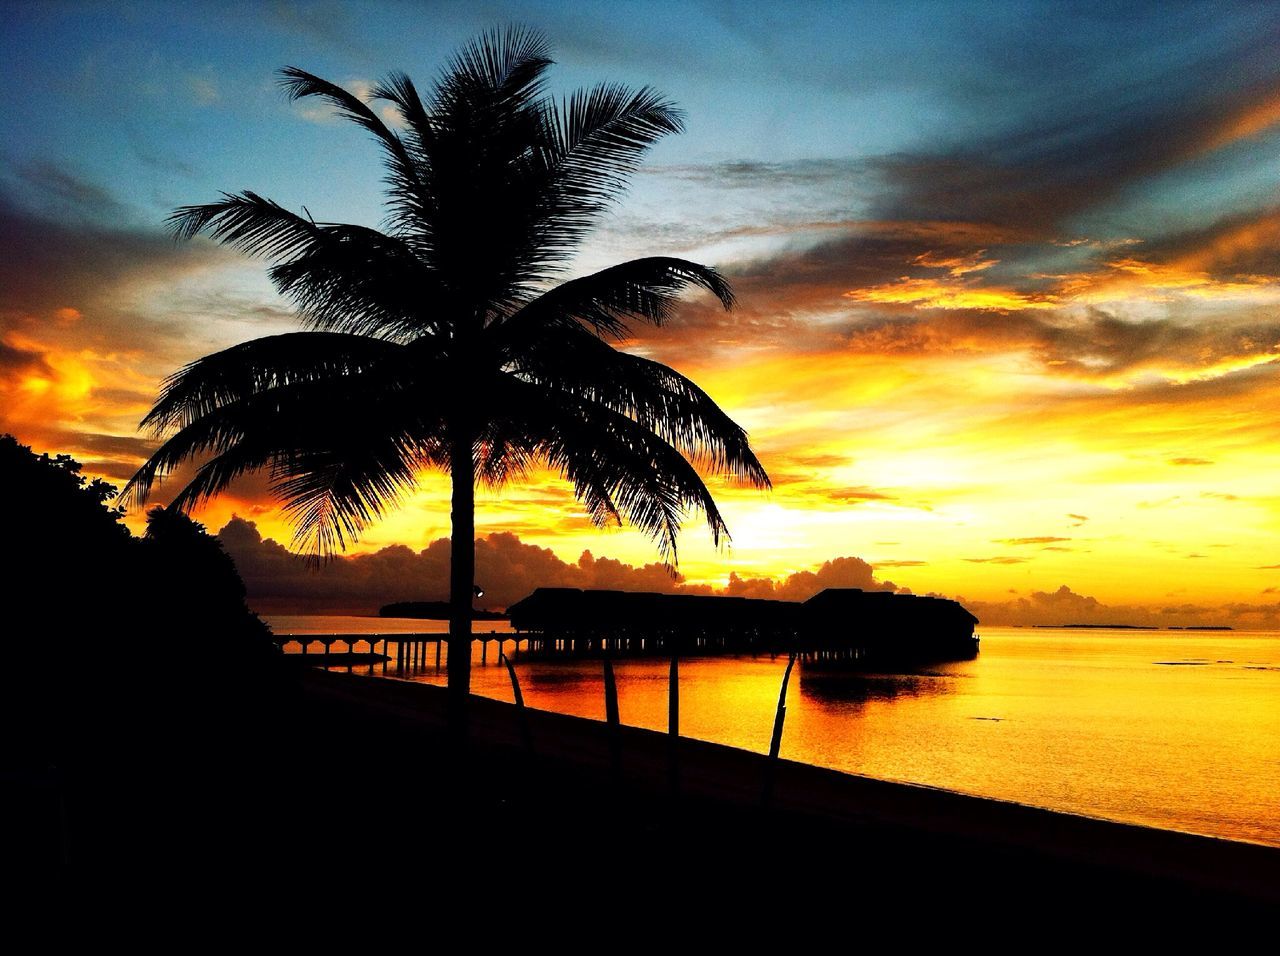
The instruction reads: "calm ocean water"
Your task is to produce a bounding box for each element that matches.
[269,617,1280,847]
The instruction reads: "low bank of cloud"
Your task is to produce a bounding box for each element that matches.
[217,516,897,614]
[220,517,1279,629]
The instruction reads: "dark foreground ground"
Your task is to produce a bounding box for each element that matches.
[297,672,1279,915]
[11,666,1278,926]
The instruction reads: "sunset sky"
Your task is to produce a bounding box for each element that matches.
[5,1,1280,625]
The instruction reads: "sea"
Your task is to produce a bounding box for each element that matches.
[267,617,1280,848]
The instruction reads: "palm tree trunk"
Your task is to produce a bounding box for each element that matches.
[447,431,475,736]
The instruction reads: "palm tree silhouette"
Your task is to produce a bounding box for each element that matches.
[125,28,769,722]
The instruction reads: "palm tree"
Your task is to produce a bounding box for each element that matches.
[125,27,769,723]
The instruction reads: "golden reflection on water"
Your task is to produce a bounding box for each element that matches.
[271,619,1280,847]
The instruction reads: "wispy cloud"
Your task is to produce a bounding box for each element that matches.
[993,537,1071,545]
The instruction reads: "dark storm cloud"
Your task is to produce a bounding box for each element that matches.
[218,517,697,614]
[13,161,129,221]
[69,432,161,460]
[1137,205,1280,277]
[1007,311,1280,376]
[0,340,52,376]
[631,218,1025,356]
[0,183,223,329]
[623,13,1280,371]
[867,24,1280,234]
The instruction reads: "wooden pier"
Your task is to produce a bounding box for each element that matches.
[274,631,530,677]
[274,587,980,675]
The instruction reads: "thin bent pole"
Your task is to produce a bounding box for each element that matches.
[501,650,533,755]
[603,654,621,776]
[668,649,679,797]
[762,650,797,808]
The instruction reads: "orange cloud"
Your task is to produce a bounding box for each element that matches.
[911,249,999,276]
[844,278,1057,311]
[1199,91,1280,154]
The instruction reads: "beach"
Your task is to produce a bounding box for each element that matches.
[288,667,1280,914]
[273,620,1280,847]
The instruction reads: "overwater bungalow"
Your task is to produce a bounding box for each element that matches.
[505,587,978,665]
[801,589,980,666]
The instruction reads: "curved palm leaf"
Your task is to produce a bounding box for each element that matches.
[268,226,445,338]
[537,84,684,251]
[434,25,553,114]
[511,324,768,484]
[140,332,407,434]
[129,370,452,556]
[168,190,319,257]
[497,377,730,563]
[168,194,436,338]
[278,66,430,233]
[497,256,734,343]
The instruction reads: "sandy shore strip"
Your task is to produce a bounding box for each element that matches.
[300,668,1279,908]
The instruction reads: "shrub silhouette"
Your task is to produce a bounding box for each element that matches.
[1,434,284,864]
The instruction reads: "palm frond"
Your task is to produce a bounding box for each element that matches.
[268,225,444,338]
[278,66,429,230]
[168,191,319,258]
[499,256,734,341]
[435,25,553,115]
[472,422,535,489]
[141,332,405,435]
[403,28,559,314]
[499,378,731,564]
[127,359,455,556]
[541,83,684,239]
[167,195,437,338]
[509,325,769,487]
[372,70,436,157]
[271,433,429,557]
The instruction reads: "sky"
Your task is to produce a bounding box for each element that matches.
[5,0,1280,625]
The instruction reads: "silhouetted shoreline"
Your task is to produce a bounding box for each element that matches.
[1033,623,1234,630]
[293,669,1279,912]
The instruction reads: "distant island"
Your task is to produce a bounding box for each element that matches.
[1034,623,1159,630]
[1032,623,1232,631]
[379,601,508,621]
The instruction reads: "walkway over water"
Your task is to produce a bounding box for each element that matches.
[275,587,980,675]
[276,630,522,677]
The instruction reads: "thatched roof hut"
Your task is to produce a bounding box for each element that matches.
[506,588,797,634]
[506,586,978,663]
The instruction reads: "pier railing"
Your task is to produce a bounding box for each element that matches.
[275,631,528,677]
